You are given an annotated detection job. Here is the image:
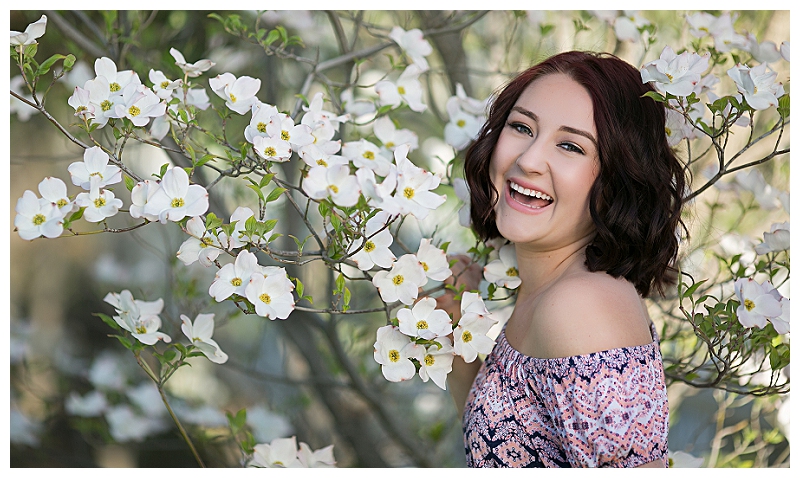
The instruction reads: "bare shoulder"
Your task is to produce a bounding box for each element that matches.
[528,271,653,358]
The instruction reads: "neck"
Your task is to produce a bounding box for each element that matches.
[513,236,593,303]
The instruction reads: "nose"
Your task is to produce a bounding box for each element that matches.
[514,137,549,175]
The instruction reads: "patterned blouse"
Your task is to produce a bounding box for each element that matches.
[463,322,669,468]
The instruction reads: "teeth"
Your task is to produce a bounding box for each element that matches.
[510,182,553,201]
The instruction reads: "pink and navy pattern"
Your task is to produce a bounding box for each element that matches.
[463,323,669,468]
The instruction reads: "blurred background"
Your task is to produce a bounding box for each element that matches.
[8,10,790,467]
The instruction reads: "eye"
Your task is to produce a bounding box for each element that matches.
[507,122,533,136]
[558,142,585,155]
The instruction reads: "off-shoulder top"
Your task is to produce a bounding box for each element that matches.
[463,322,669,468]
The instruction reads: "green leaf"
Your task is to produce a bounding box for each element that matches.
[194,154,214,169]
[682,279,707,299]
[63,54,76,71]
[124,175,135,192]
[377,104,394,115]
[259,173,275,189]
[162,348,177,362]
[778,94,790,119]
[113,334,133,350]
[36,53,66,76]
[246,183,265,201]
[154,163,169,180]
[245,215,258,234]
[267,233,282,243]
[227,407,247,433]
[439,241,450,254]
[205,212,223,231]
[265,29,280,46]
[261,218,278,233]
[95,312,121,331]
[294,278,305,297]
[23,43,38,59]
[642,91,666,103]
[265,187,287,203]
[334,273,345,294]
[343,286,351,310]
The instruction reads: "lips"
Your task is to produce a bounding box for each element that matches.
[507,180,553,209]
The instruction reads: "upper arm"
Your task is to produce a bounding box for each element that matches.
[530,274,652,358]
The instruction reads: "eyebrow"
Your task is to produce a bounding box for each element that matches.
[511,106,598,148]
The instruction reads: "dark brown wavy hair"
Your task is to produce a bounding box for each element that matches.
[464,51,687,298]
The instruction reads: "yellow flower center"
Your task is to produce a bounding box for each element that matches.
[388,349,401,362]
[229,93,237,103]
[128,105,141,117]
[32,214,46,226]
[385,142,395,148]
[273,461,284,467]
[403,187,415,199]
[316,159,328,167]
[416,320,429,330]
[461,330,473,343]
[264,146,277,157]
[329,185,339,194]
[281,130,290,141]
[101,100,113,111]
[135,325,147,334]
[93,197,106,208]
[457,119,466,128]
[257,122,267,133]
[231,278,243,287]
[90,171,103,178]
[392,274,404,285]
[200,237,213,248]
[506,267,519,277]
[420,262,429,272]
[363,151,375,160]
[160,81,170,89]
[665,72,674,82]
[753,86,759,94]
[397,86,406,95]
[259,293,271,304]
[665,126,672,136]
[424,354,435,366]
[171,198,185,208]
[364,240,376,252]
[56,199,68,208]
[744,299,756,311]
[76,105,87,113]
[109,82,121,92]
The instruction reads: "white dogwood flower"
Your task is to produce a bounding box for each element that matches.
[181,313,228,364]
[418,336,455,390]
[209,72,261,115]
[67,146,122,191]
[302,164,361,207]
[396,297,452,340]
[640,46,710,97]
[373,325,423,382]
[245,268,295,320]
[349,211,396,271]
[249,437,302,468]
[389,26,433,71]
[170,47,215,78]
[755,222,790,255]
[144,166,209,223]
[372,253,426,305]
[734,278,783,329]
[375,64,427,113]
[14,190,63,240]
[74,186,123,223]
[727,62,785,110]
[453,313,495,363]
[484,243,521,289]
[11,14,47,47]
[415,238,451,282]
[37,177,75,218]
[176,216,222,266]
[209,250,262,301]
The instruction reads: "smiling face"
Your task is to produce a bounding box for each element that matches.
[489,73,599,251]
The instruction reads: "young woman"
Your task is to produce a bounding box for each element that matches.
[440,51,687,468]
